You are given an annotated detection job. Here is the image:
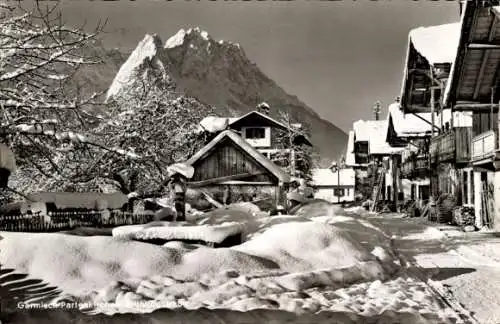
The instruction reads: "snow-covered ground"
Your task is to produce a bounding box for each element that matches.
[0,202,481,323]
[370,214,500,324]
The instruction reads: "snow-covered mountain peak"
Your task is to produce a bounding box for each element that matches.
[187,27,210,40]
[106,34,165,101]
[165,27,214,49]
[165,29,187,49]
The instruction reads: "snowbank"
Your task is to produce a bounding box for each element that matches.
[0,204,462,321]
[235,222,379,272]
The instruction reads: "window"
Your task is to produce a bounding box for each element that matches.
[334,188,345,197]
[245,128,265,139]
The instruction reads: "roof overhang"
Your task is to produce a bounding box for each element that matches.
[400,23,461,113]
[444,2,500,107]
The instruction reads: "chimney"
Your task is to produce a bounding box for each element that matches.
[257,102,271,115]
[373,101,381,121]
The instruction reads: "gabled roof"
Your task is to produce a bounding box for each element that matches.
[352,120,372,142]
[353,119,402,156]
[311,168,355,187]
[399,23,461,111]
[228,110,289,130]
[186,130,291,183]
[199,110,312,146]
[443,2,500,107]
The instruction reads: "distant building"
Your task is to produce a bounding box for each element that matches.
[348,119,402,203]
[199,110,312,175]
[311,168,355,203]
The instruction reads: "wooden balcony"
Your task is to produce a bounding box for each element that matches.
[471,130,499,163]
[430,128,472,165]
[401,154,429,180]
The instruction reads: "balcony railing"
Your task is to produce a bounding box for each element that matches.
[471,130,498,162]
[430,128,472,164]
[401,154,429,180]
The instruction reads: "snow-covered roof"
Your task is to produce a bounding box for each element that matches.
[353,119,401,155]
[186,130,291,183]
[387,102,472,138]
[200,111,312,145]
[27,192,129,210]
[311,168,355,187]
[352,120,372,142]
[368,120,404,155]
[408,23,461,65]
[387,102,435,138]
[199,116,238,133]
[400,23,461,106]
[229,110,289,130]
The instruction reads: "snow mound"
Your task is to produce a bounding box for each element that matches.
[112,222,244,244]
[236,222,379,272]
[0,205,417,318]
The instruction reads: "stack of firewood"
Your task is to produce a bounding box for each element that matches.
[452,206,475,226]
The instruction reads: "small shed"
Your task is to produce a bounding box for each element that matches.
[311,168,355,203]
[186,130,291,208]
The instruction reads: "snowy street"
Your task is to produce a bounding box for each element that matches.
[369,214,500,324]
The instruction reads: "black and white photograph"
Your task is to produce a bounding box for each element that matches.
[1,0,500,323]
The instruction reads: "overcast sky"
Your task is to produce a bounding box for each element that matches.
[58,0,460,133]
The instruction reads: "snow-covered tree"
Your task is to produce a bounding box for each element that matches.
[88,63,215,197]
[0,2,143,198]
[274,110,319,180]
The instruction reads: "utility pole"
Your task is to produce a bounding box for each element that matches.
[373,101,381,121]
[286,108,295,177]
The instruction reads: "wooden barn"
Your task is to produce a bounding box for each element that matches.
[185,130,291,209]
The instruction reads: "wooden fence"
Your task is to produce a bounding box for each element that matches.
[0,210,156,232]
